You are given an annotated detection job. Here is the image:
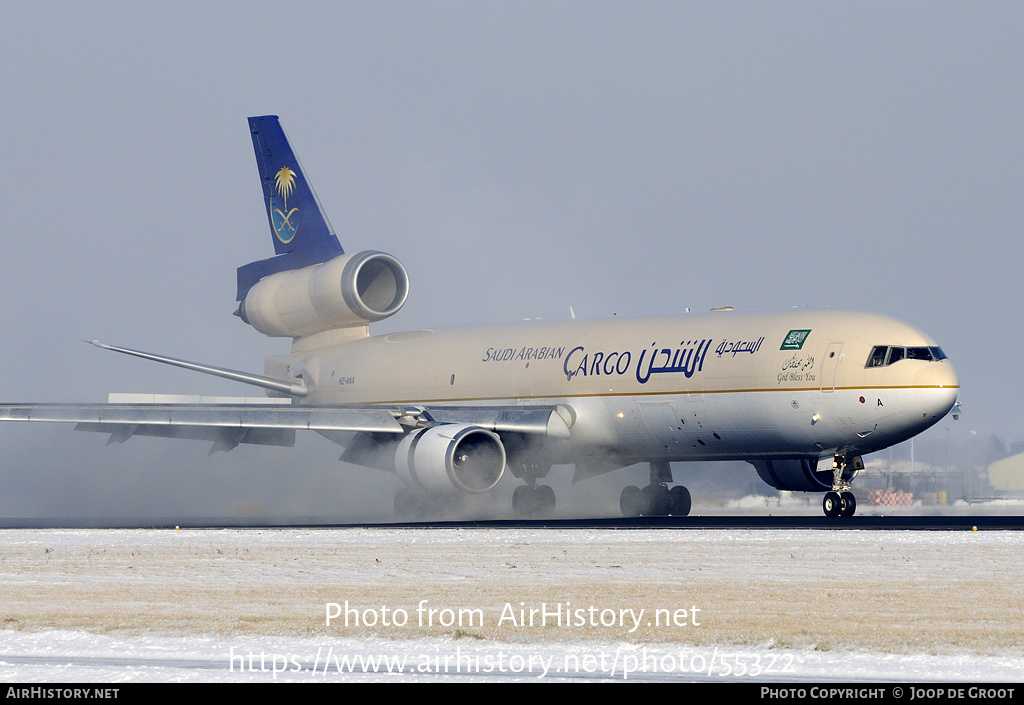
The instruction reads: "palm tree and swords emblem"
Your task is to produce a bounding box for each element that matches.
[271,166,299,244]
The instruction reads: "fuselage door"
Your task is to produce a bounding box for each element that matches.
[820,343,843,392]
[633,401,685,451]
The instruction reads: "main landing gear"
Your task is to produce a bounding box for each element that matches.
[510,463,556,518]
[512,483,556,517]
[619,461,691,517]
[821,454,863,518]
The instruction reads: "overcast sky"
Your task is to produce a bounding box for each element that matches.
[0,2,1020,519]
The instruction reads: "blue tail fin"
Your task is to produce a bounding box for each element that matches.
[236,115,344,300]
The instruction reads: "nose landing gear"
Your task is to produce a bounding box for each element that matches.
[822,454,863,518]
[823,489,857,518]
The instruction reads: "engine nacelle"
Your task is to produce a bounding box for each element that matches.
[751,458,835,492]
[238,251,409,337]
[396,424,507,494]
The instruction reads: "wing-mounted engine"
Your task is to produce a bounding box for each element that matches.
[238,250,409,338]
[750,458,846,492]
[396,424,507,494]
[338,406,572,494]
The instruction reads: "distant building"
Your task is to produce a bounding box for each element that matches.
[988,453,1024,492]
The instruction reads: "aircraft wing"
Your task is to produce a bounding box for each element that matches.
[0,340,573,456]
[0,402,572,454]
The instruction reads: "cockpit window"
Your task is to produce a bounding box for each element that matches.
[865,345,948,367]
[868,346,888,367]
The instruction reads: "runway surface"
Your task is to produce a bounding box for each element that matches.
[1,526,1023,681]
[3,514,1023,530]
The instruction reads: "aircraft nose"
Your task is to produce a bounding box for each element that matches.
[914,361,960,420]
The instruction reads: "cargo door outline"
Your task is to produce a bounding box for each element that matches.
[820,342,843,392]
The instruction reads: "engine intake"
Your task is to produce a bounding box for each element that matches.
[396,424,507,494]
[238,251,409,337]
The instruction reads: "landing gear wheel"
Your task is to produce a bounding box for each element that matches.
[642,484,672,516]
[620,485,642,517]
[839,491,857,518]
[669,485,692,516]
[535,484,556,517]
[823,491,842,518]
[513,484,556,517]
[512,485,532,516]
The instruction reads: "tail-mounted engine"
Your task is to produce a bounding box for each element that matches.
[238,251,409,338]
[396,424,507,494]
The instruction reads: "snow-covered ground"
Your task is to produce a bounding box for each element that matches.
[1,528,1023,682]
[4,630,1024,682]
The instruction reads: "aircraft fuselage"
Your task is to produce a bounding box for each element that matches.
[293,307,958,466]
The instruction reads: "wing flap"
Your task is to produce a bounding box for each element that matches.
[74,422,296,449]
[0,404,405,433]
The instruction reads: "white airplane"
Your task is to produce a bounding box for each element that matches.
[0,116,960,519]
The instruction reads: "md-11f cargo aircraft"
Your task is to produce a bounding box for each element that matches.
[0,116,960,519]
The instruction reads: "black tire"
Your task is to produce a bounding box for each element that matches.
[823,491,842,518]
[669,485,692,516]
[840,491,857,518]
[620,485,642,517]
[512,485,533,516]
[642,484,671,516]
[535,485,556,517]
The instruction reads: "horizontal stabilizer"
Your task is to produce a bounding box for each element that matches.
[86,340,309,398]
